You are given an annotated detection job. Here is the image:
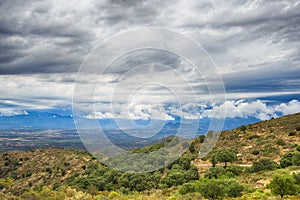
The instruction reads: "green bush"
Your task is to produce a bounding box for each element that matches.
[292,152,300,166]
[45,167,52,174]
[293,173,300,185]
[251,158,279,172]
[119,187,130,194]
[288,132,296,136]
[280,152,294,168]
[276,139,286,146]
[198,135,205,143]
[204,166,226,179]
[199,179,225,200]
[199,178,244,199]
[188,142,195,153]
[205,165,244,179]
[240,126,247,131]
[260,145,279,156]
[61,169,66,176]
[226,165,244,176]
[161,169,186,187]
[247,134,260,140]
[179,182,197,195]
[184,166,200,181]
[251,150,260,155]
[224,179,244,198]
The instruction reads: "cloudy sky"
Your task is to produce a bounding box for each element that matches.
[1,0,300,122]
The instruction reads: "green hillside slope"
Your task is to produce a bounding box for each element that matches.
[0,113,299,199]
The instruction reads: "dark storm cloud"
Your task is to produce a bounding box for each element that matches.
[223,64,300,93]
[0,0,95,74]
[94,0,165,26]
[0,0,299,99]
[0,0,171,74]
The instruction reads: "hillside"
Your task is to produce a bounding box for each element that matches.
[200,113,300,164]
[0,148,99,195]
[0,113,299,199]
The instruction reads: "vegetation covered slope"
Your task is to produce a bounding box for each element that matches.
[0,113,299,199]
[206,113,300,164]
[0,148,99,195]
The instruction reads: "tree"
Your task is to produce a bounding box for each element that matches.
[268,174,297,198]
[210,154,217,167]
[215,149,237,168]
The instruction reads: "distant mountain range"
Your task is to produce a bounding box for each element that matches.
[0,109,259,135]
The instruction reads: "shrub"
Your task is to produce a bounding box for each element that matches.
[199,178,244,199]
[188,142,195,153]
[296,145,300,152]
[226,165,244,176]
[247,134,260,140]
[61,169,66,176]
[251,150,260,155]
[293,173,300,185]
[198,135,205,143]
[45,168,52,174]
[184,166,200,181]
[292,152,300,166]
[224,179,244,198]
[204,166,226,179]
[288,132,296,136]
[251,159,279,172]
[199,179,225,200]
[179,182,197,195]
[276,139,286,146]
[177,155,192,170]
[161,169,186,187]
[119,187,130,194]
[240,126,247,131]
[280,152,294,168]
[260,145,279,156]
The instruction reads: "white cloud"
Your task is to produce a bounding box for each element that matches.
[202,99,300,120]
[0,109,28,117]
[85,111,115,119]
[82,99,300,121]
[275,100,300,115]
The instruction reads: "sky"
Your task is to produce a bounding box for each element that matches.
[1,0,300,125]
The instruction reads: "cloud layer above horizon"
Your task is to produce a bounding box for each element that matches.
[0,0,300,121]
